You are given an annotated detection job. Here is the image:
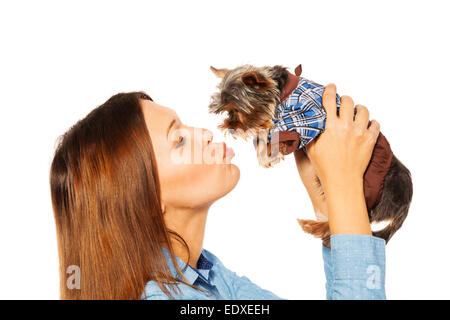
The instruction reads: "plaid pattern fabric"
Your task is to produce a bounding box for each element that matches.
[268,77,342,149]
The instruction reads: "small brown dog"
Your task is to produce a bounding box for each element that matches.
[208,64,413,248]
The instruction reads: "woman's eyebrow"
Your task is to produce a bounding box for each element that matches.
[166,118,177,139]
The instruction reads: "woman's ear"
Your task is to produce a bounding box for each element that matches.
[161,202,166,214]
[210,66,230,78]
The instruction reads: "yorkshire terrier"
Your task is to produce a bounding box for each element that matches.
[208,64,413,248]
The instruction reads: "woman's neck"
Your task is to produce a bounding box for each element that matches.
[164,204,210,269]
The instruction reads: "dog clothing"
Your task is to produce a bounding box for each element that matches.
[265,65,394,210]
[268,76,334,149]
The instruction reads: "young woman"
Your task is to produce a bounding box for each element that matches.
[50,84,385,300]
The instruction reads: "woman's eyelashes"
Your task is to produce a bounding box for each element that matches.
[176,135,185,148]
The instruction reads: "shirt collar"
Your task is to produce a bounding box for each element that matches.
[280,71,300,103]
[162,246,213,285]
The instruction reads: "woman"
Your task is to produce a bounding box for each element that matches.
[50,84,385,300]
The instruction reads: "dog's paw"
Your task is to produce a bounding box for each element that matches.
[254,135,285,168]
[257,151,284,168]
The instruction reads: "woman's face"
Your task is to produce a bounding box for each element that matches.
[140,100,240,210]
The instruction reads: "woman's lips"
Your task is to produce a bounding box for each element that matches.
[225,146,235,159]
[223,143,235,160]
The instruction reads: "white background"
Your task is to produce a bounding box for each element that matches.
[1,0,449,299]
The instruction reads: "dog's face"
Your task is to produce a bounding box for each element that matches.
[208,65,281,140]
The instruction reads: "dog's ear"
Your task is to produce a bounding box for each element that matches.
[294,64,302,76]
[210,66,229,78]
[241,72,270,90]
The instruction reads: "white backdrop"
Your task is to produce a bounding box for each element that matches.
[1,0,449,299]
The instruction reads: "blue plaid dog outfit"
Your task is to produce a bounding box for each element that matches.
[268,77,355,150]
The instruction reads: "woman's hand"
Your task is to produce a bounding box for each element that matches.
[307,84,380,186]
[298,84,380,235]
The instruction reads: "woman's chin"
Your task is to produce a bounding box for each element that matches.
[217,162,240,194]
[226,163,240,192]
[229,163,240,183]
[197,164,240,206]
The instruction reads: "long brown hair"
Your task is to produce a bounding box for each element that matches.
[49,92,209,299]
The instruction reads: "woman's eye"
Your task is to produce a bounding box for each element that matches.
[176,136,185,148]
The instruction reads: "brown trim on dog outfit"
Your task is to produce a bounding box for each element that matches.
[363,132,394,210]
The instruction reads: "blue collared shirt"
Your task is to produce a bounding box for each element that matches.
[142,234,386,300]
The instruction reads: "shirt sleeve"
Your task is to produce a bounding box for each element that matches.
[322,234,386,300]
[229,272,285,300]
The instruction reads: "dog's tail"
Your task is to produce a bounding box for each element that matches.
[371,155,413,243]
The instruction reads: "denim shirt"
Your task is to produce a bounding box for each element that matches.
[142,234,386,300]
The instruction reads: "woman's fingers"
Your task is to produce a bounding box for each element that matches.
[367,119,381,143]
[354,104,369,129]
[339,95,355,123]
[322,84,338,123]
